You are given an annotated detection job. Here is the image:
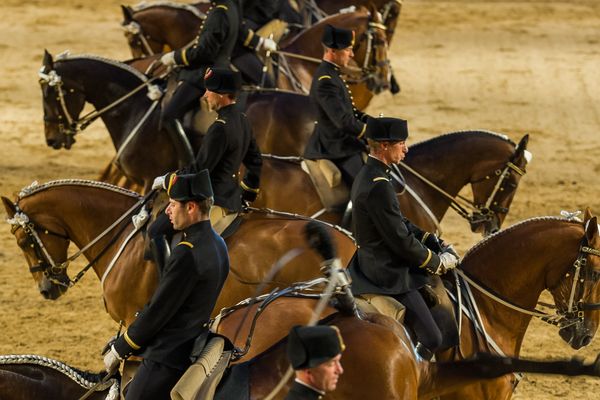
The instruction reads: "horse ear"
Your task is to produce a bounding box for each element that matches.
[585,215,598,242]
[1,196,16,219]
[43,49,53,69]
[583,207,593,223]
[121,5,134,23]
[513,134,532,165]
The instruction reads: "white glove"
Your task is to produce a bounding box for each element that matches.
[160,51,176,67]
[443,244,460,260]
[152,174,167,190]
[259,37,277,52]
[103,345,122,373]
[438,251,459,274]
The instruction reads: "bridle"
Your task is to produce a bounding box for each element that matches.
[394,152,528,231]
[456,230,600,330]
[343,19,390,92]
[122,20,158,56]
[6,196,150,288]
[38,65,162,145]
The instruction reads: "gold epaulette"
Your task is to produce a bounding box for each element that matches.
[373,177,390,182]
[318,75,332,80]
[178,241,194,248]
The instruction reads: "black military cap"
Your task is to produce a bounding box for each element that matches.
[204,67,241,94]
[287,325,345,370]
[166,169,214,201]
[365,117,409,142]
[322,24,355,49]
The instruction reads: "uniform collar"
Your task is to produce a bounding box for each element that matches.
[293,379,325,398]
[322,59,341,72]
[183,220,212,238]
[367,155,391,176]
[217,103,237,118]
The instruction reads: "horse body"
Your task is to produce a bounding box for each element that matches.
[121,5,394,109]
[4,180,600,398]
[257,132,530,235]
[2,181,354,326]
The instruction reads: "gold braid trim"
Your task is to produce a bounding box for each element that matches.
[124,332,141,350]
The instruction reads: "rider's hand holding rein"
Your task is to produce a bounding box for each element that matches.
[102,343,122,373]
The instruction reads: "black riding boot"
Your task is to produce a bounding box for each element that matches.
[150,236,171,278]
[415,342,435,361]
[164,119,195,168]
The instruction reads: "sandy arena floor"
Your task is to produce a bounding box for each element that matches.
[0,0,599,398]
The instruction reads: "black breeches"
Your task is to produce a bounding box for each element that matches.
[335,153,364,188]
[124,359,185,400]
[394,289,443,352]
[162,80,206,122]
[232,50,274,87]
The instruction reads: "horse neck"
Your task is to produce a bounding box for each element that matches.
[139,7,199,49]
[59,59,151,148]
[461,219,582,351]
[404,133,514,218]
[22,185,140,280]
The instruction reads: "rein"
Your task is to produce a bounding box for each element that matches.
[455,240,600,329]
[38,66,163,140]
[7,192,154,288]
[398,158,526,228]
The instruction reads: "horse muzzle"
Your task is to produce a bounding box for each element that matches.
[559,324,593,350]
[38,275,68,300]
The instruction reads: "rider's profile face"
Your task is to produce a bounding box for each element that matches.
[334,46,354,67]
[308,353,344,392]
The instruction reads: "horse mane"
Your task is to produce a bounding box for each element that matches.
[285,7,370,47]
[409,130,516,151]
[17,179,142,201]
[0,354,115,390]
[54,53,149,83]
[462,216,580,260]
[131,0,206,18]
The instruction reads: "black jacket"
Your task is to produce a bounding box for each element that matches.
[303,61,367,160]
[194,104,262,212]
[174,0,261,87]
[348,157,441,295]
[284,381,324,400]
[114,221,229,370]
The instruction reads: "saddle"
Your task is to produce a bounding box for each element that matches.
[356,275,459,352]
[171,334,234,400]
[301,159,349,211]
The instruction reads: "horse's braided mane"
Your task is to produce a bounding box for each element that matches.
[409,130,516,151]
[131,0,207,18]
[0,354,117,391]
[462,216,580,260]
[261,153,303,164]
[17,179,141,201]
[55,53,148,83]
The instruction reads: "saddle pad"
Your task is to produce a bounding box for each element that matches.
[301,159,349,211]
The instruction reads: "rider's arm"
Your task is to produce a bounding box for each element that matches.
[316,76,366,138]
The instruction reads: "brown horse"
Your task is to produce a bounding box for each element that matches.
[1,180,354,326]
[38,51,315,190]
[4,181,600,398]
[121,5,396,109]
[3,333,599,400]
[215,211,600,399]
[257,132,530,235]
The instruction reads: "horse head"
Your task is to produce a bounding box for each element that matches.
[353,5,391,94]
[470,134,531,236]
[548,209,600,349]
[2,195,71,300]
[39,50,86,150]
[121,5,163,58]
